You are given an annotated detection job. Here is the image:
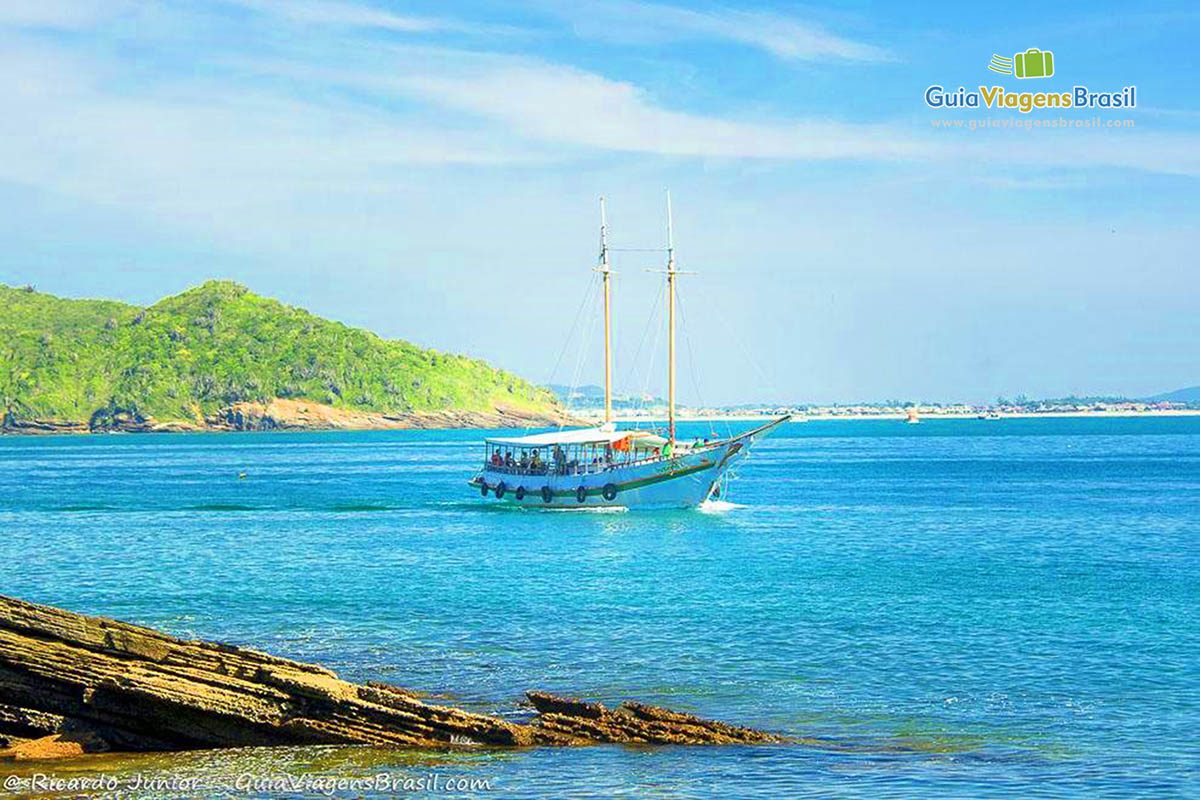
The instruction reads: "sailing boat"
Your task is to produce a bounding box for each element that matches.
[468,195,788,508]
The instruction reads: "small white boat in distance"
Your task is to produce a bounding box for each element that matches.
[469,195,788,509]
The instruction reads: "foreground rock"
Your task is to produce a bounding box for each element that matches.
[0,596,779,760]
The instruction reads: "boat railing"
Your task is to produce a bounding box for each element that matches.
[483,463,610,477]
[482,454,673,478]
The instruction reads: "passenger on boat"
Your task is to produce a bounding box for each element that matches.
[553,446,565,473]
[530,450,542,471]
[505,451,514,468]
[519,450,530,470]
[490,450,502,467]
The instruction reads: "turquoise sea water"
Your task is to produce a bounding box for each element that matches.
[1,418,1198,798]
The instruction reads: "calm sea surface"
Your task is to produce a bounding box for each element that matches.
[1,418,1197,798]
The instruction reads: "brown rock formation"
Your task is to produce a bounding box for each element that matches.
[2,399,583,435]
[206,399,582,432]
[0,596,779,760]
[526,692,777,745]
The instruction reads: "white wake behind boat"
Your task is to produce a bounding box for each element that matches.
[469,195,788,509]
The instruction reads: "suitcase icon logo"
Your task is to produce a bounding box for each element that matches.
[988,48,1055,79]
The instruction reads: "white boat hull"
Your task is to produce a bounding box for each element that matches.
[469,417,787,509]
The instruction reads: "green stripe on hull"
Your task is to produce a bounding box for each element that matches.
[607,460,714,493]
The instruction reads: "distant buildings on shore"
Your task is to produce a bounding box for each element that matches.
[570,397,1195,421]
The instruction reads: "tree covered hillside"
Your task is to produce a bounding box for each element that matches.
[0,281,558,427]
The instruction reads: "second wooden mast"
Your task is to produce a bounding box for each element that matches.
[666,191,676,445]
[599,196,613,426]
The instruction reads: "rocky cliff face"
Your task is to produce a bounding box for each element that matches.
[1,399,581,435]
[205,399,582,432]
[0,595,779,760]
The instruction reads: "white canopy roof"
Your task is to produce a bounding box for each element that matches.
[485,428,664,448]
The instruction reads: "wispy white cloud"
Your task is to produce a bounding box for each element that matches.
[228,0,521,38]
[547,0,893,62]
[0,0,133,28]
[394,61,923,159]
[235,0,442,32]
[974,174,1094,191]
[0,36,548,251]
[381,57,1200,176]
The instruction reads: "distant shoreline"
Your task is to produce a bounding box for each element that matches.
[5,407,1197,436]
[599,409,1200,423]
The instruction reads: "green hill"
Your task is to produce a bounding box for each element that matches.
[1146,385,1200,405]
[0,281,562,431]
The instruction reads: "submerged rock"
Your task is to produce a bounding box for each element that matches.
[526,691,779,745]
[0,595,779,760]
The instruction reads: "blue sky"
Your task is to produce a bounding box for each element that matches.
[1,0,1197,404]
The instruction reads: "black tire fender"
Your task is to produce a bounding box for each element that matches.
[479,480,489,497]
[541,486,553,504]
[602,483,618,502]
[515,486,526,501]
[576,485,588,503]
[495,482,507,499]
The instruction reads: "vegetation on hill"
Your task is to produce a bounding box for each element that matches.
[0,281,559,428]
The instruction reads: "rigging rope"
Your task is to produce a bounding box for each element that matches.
[539,272,599,433]
[723,321,782,414]
[620,281,665,431]
[674,290,720,441]
[563,274,602,429]
[634,283,666,432]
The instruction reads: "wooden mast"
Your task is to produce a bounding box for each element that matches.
[599,196,613,426]
[666,191,676,444]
